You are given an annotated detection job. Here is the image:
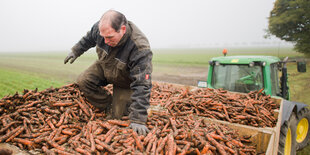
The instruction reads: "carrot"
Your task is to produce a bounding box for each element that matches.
[169,117,178,136]
[94,139,116,153]
[200,144,210,154]
[167,134,175,155]
[46,138,66,151]
[223,145,236,154]
[42,146,55,155]
[76,148,91,155]
[178,142,191,155]
[107,120,130,127]
[43,108,60,114]
[104,129,117,144]
[98,121,113,130]
[90,131,96,153]
[48,128,58,140]
[206,133,227,155]
[74,99,90,117]
[0,121,20,133]
[239,150,247,155]
[22,101,41,108]
[62,129,74,136]
[57,135,68,145]
[5,127,25,142]
[209,133,225,141]
[240,148,256,152]
[231,139,244,147]
[151,137,158,154]
[16,107,36,113]
[80,138,90,146]
[95,144,104,151]
[146,136,155,153]
[52,102,73,107]
[53,149,73,155]
[13,138,33,146]
[132,130,144,152]
[115,148,133,155]
[0,126,22,142]
[119,137,134,143]
[46,118,56,130]
[143,127,157,145]
[94,127,104,135]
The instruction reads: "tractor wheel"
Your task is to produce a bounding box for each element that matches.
[278,113,297,155]
[296,108,310,150]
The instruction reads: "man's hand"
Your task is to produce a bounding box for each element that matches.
[64,52,78,64]
[129,122,149,136]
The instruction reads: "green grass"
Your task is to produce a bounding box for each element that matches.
[0,68,65,98]
[152,47,303,67]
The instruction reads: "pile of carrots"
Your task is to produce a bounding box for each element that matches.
[150,82,279,127]
[0,82,268,154]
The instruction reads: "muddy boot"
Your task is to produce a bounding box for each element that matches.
[111,86,133,119]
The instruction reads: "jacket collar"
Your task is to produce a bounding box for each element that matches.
[115,22,131,47]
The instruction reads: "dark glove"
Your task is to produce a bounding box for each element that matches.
[64,51,78,64]
[129,122,149,136]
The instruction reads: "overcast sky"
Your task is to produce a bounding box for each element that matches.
[0,0,291,52]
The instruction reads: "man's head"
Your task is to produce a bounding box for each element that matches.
[99,10,127,47]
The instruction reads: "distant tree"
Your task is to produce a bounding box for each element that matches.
[267,0,310,55]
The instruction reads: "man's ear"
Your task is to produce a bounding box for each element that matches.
[121,25,126,33]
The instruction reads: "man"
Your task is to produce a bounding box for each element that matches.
[64,10,152,135]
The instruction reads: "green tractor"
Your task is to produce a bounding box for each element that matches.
[200,55,309,154]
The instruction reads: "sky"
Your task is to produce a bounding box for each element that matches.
[0,0,292,52]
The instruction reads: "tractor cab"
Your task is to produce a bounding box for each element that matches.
[205,56,294,100]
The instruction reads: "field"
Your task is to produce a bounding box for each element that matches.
[0,47,309,153]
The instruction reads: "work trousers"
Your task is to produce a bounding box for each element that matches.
[76,61,133,119]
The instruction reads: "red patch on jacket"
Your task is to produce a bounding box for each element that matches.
[145,74,149,80]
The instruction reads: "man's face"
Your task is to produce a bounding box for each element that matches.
[99,21,126,47]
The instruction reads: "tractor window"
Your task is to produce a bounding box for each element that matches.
[212,64,263,93]
[270,63,281,96]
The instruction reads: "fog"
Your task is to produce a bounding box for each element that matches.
[0,0,291,52]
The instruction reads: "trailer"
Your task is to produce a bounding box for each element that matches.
[0,82,293,154]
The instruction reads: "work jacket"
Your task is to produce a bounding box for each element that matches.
[72,21,152,124]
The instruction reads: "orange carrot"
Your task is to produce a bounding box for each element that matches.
[132,130,144,152]
[13,138,33,146]
[107,120,130,127]
[5,127,25,142]
[0,126,22,142]
[52,102,73,107]
[76,148,91,155]
[74,99,90,117]
[231,139,244,147]
[206,133,227,155]
[167,134,175,155]
[94,139,116,153]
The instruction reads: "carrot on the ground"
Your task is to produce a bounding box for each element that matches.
[5,127,25,142]
[132,130,144,152]
[0,126,22,142]
[94,139,116,153]
[167,134,175,155]
[13,138,33,146]
[206,133,227,155]
[107,120,130,127]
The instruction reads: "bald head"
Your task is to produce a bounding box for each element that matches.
[98,10,127,47]
[99,10,127,32]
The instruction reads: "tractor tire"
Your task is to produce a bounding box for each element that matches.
[278,113,297,155]
[296,108,310,150]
